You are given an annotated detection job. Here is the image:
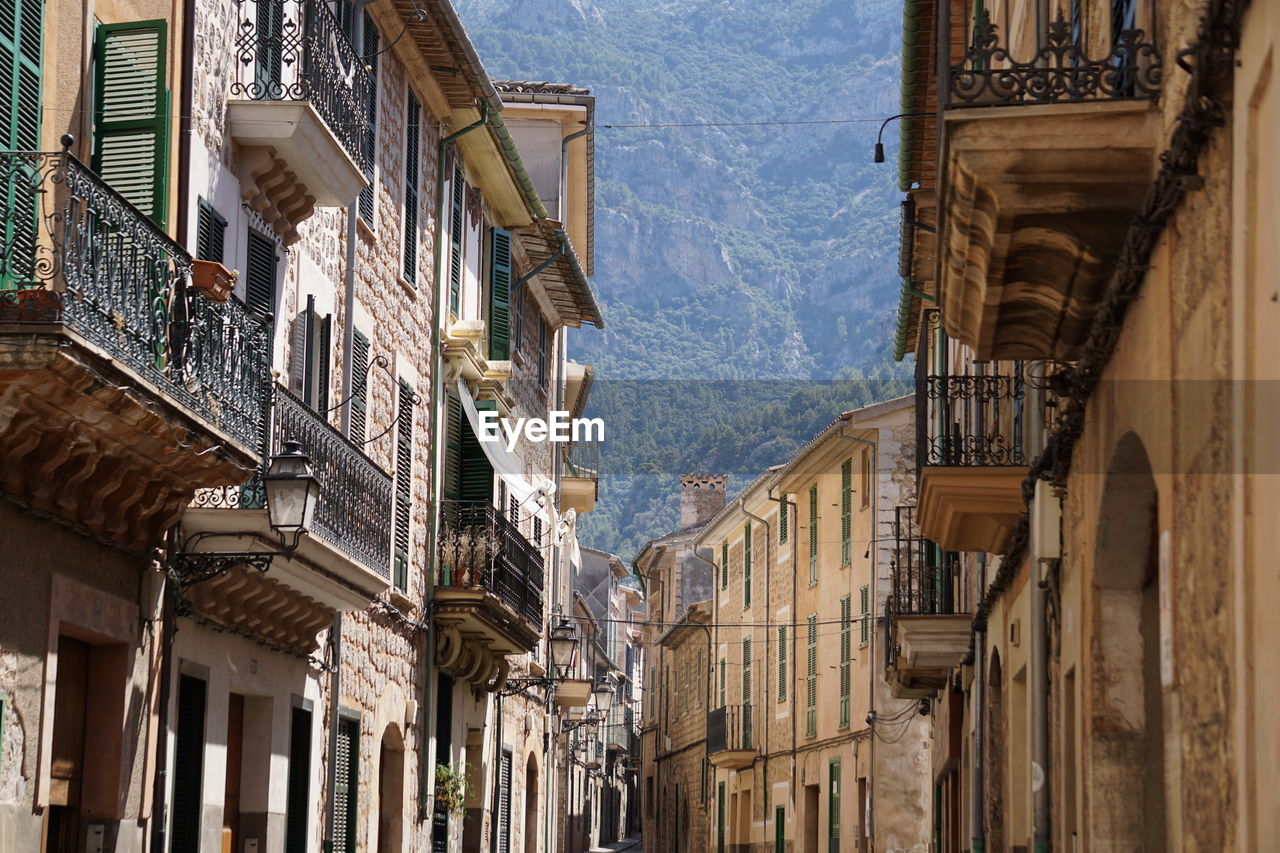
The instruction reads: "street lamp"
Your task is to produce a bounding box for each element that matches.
[593,675,615,716]
[549,617,580,678]
[263,440,320,550]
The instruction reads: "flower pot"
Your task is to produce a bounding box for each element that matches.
[191,259,236,302]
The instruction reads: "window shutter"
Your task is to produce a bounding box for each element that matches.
[393,380,414,588]
[488,228,513,360]
[92,20,169,226]
[254,0,283,94]
[245,229,277,316]
[0,0,42,288]
[839,596,851,728]
[357,12,377,222]
[172,674,206,852]
[443,392,463,502]
[806,614,817,738]
[497,750,512,853]
[333,717,358,853]
[449,163,463,314]
[349,329,369,442]
[288,299,311,398]
[742,638,752,748]
[828,759,841,850]
[317,313,333,414]
[775,806,785,853]
[860,584,870,647]
[841,458,852,564]
[861,450,872,508]
[460,400,494,503]
[537,320,548,388]
[808,485,818,584]
[717,782,726,853]
[720,543,728,590]
[284,706,312,853]
[777,626,787,702]
[778,494,788,544]
[402,92,419,285]
[743,523,752,608]
[196,199,226,263]
[719,658,726,708]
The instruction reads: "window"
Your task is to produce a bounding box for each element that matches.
[841,458,852,565]
[808,485,819,584]
[805,614,817,737]
[743,523,752,608]
[777,625,787,702]
[93,21,169,226]
[696,651,703,708]
[349,329,370,442]
[742,638,752,746]
[860,585,870,647]
[292,294,332,412]
[861,449,872,509]
[172,674,207,852]
[357,12,377,223]
[402,92,420,285]
[828,758,841,850]
[775,805,785,853]
[449,162,464,315]
[537,319,549,388]
[717,782,726,853]
[839,596,851,728]
[334,715,359,853]
[284,705,312,853]
[488,228,513,359]
[720,542,728,590]
[244,228,277,315]
[393,379,414,588]
[719,658,726,708]
[196,199,226,263]
[778,493,788,544]
[496,748,512,853]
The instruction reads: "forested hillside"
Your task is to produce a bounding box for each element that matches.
[457,0,908,555]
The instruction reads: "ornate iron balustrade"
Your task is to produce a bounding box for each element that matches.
[949,8,1162,107]
[706,704,752,754]
[192,383,393,575]
[231,0,370,169]
[561,440,600,480]
[436,500,545,629]
[0,151,271,450]
[889,506,957,617]
[924,371,1025,466]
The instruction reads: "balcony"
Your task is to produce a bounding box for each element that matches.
[917,366,1028,552]
[706,704,755,770]
[938,1,1162,360]
[182,383,393,650]
[227,0,370,242]
[0,151,270,548]
[559,441,599,514]
[433,501,545,666]
[886,507,970,699]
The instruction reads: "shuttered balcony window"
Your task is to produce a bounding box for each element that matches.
[488,228,513,360]
[292,294,331,413]
[245,229,277,315]
[402,92,419,286]
[196,199,227,263]
[393,379,414,589]
[349,329,369,442]
[449,163,463,315]
[839,595,851,728]
[357,12,377,224]
[805,614,817,738]
[0,0,42,287]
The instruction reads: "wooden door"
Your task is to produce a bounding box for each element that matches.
[45,636,89,853]
[222,693,244,853]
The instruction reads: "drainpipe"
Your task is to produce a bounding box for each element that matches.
[837,425,877,843]
[765,489,798,809]
[972,553,986,853]
[421,101,489,822]
[559,128,588,222]
[323,613,343,853]
[740,502,771,816]
[1030,481,1056,853]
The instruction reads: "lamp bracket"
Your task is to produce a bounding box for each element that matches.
[168,552,274,588]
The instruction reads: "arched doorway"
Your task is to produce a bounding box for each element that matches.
[378,724,405,853]
[986,649,1004,853]
[1089,431,1166,848]
[524,753,538,853]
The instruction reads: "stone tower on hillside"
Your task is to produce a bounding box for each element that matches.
[679,473,728,529]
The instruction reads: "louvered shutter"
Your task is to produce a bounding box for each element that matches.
[860,584,870,646]
[839,596,851,728]
[742,639,752,748]
[296,294,317,405]
[778,494,788,544]
[743,523,752,608]
[449,163,463,314]
[402,93,419,286]
[317,313,332,414]
[720,543,728,590]
[172,674,206,852]
[254,0,282,95]
[393,379,413,588]
[777,626,787,702]
[806,615,817,737]
[828,759,841,852]
[0,0,43,289]
[284,706,312,853]
[245,229,276,315]
[92,21,169,226]
[443,393,463,501]
[488,228,513,360]
[841,459,852,564]
[357,12,377,222]
[349,329,369,441]
[196,199,226,263]
[537,320,548,387]
[808,486,819,584]
[718,658,725,708]
[333,717,358,853]
[497,750,512,853]
[335,0,354,40]
[459,400,494,503]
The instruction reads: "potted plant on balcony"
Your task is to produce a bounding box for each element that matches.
[435,762,470,845]
[191,259,237,302]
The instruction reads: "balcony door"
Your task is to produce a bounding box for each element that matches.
[443,392,494,503]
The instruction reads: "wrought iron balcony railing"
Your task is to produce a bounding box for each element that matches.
[0,151,271,450]
[706,704,753,755]
[561,440,600,480]
[948,3,1162,107]
[436,500,545,629]
[889,506,958,617]
[922,369,1025,467]
[231,0,371,170]
[193,383,393,575]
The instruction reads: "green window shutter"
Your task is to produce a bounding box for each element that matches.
[808,485,819,584]
[806,614,817,738]
[196,198,226,263]
[860,584,870,646]
[719,658,726,708]
[334,716,358,853]
[284,706,312,853]
[742,638,752,747]
[488,228,513,360]
[245,229,277,315]
[172,674,206,852]
[402,92,419,286]
[317,313,332,413]
[0,0,43,289]
[743,523,752,608]
[841,459,852,564]
[449,163,463,314]
[349,329,369,442]
[777,625,787,702]
[537,319,548,387]
[460,400,495,503]
[839,596,851,728]
[357,12,377,222]
[93,20,169,227]
[717,782,726,853]
[775,806,785,853]
[254,0,283,93]
[828,759,841,851]
[443,392,463,501]
[778,493,788,544]
[498,749,512,853]
[721,542,728,590]
[393,379,413,588]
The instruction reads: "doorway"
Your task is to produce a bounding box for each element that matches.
[524,754,538,853]
[45,636,89,853]
[804,783,819,852]
[378,725,405,853]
